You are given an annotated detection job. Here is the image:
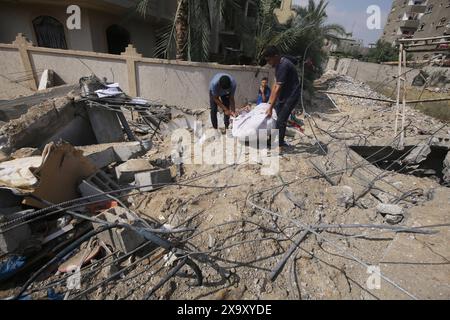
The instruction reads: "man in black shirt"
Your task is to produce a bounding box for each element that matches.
[263,46,301,149]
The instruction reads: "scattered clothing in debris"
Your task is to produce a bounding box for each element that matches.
[0,255,26,281]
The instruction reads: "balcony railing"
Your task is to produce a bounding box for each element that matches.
[400,19,420,29]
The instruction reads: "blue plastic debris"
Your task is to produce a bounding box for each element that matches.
[47,288,64,300]
[0,255,26,281]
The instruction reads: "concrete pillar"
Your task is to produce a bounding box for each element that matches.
[121,44,142,97]
[12,33,38,91]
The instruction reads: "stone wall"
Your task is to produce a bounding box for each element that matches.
[0,34,274,109]
[327,57,450,89]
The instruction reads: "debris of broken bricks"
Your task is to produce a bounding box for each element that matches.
[376,204,406,225]
[92,207,145,254]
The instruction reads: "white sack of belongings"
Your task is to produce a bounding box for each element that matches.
[231,103,277,141]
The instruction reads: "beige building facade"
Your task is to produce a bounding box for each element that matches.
[381,0,450,59]
[0,0,177,57]
[274,0,296,25]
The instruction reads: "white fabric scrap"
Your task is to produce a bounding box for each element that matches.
[231,103,277,141]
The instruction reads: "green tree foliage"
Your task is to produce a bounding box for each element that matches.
[255,0,346,93]
[137,0,243,62]
[136,0,346,90]
[365,40,400,63]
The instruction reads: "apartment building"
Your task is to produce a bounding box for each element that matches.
[381,0,450,59]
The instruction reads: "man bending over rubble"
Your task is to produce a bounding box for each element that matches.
[209,73,237,130]
[263,46,301,150]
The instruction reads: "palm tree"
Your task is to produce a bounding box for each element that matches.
[292,0,346,47]
[137,0,211,61]
[137,0,345,66]
[255,0,346,61]
[137,0,243,62]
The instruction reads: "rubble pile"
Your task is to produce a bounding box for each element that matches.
[318,73,391,108]
[0,76,203,300]
[0,71,449,300]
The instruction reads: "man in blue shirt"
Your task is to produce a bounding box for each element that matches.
[209,73,237,130]
[256,77,271,105]
[263,46,301,148]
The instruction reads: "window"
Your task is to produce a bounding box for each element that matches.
[33,16,67,49]
[106,25,130,55]
[246,1,257,18]
[223,6,236,31]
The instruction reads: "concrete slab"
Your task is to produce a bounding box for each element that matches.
[0,84,78,122]
[87,107,124,144]
[84,147,117,169]
[77,140,152,169]
[92,207,145,254]
[0,209,33,254]
[115,159,154,184]
[375,188,450,300]
[43,115,97,147]
[38,69,54,91]
[78,180,111,203]
[113,140,152,162]
[135,168,172,192]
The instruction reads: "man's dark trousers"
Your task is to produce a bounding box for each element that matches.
[274,91,300,146]
[210,93,231,129]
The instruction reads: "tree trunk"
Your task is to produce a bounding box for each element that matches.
[175,0,189,60]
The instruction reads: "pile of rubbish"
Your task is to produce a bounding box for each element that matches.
[0,76,204,300]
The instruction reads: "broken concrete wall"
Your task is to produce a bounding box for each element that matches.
[0,84,78,122]
[0,94,96,154]
[330,58,421,87]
